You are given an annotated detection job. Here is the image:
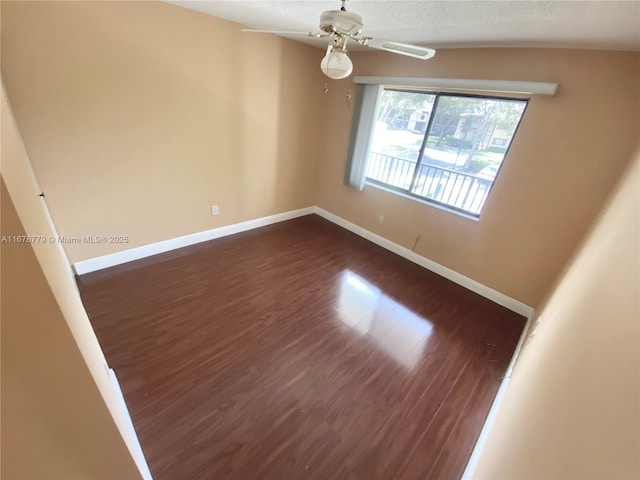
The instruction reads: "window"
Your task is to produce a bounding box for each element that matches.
[348,86,527,217]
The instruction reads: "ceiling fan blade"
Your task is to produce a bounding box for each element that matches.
[241,29,330,38]
[363,38,436,60]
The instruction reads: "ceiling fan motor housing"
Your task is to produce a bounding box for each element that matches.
[319,10,363,36]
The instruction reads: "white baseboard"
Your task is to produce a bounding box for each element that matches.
[73,207,315,275]
[460,312,534,479]
[313,206,535,318]
[107,367,153,480]
[74,205,534,318]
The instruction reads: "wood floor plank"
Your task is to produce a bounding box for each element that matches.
[77,214,525,479]
[425,371,500,480]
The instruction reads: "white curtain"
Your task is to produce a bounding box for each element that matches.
[344,84,383,190]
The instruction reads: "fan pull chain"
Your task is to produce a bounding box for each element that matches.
[323,83,329,94]
[346,89,352,109]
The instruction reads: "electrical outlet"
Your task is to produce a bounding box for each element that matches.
[378,214,385,224]
[211,205,219,216]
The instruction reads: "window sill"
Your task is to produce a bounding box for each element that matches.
[365,181,481,222]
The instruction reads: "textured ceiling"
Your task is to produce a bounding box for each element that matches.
[167,0,640,52]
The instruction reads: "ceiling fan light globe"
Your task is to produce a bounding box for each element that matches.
[320,50,353,80]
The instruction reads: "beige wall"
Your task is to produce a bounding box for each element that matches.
[470,147,640,479]
[1,0,325,263]
[1,180,141,479]
[317,49,640,307]
[1,82,145,477]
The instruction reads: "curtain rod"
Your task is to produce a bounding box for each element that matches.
[352,76,558,96]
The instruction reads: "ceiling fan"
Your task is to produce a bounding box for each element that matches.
[241,0,436,80]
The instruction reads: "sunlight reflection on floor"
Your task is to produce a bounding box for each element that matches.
[336,270,433,370]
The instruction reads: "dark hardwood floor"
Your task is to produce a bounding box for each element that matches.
[77,214,525,480]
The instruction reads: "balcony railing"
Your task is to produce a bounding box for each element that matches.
[366,152,493,216]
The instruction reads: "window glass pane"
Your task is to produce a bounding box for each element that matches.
[411,96,526,214]
[367,90,436,189]
[366,89,527,217]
